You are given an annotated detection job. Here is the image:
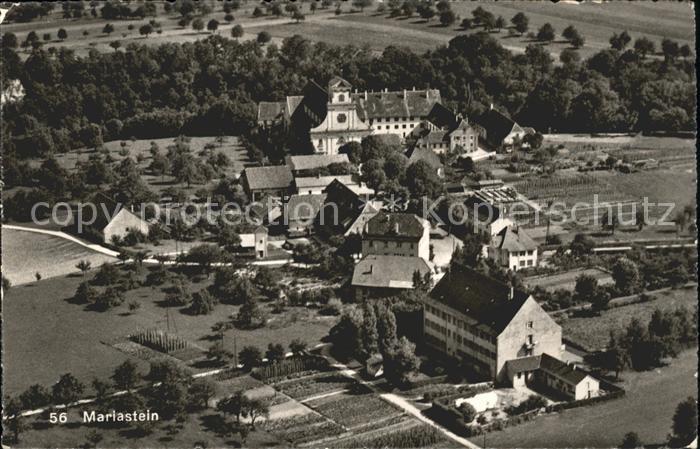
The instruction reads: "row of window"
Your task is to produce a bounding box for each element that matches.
[516,259,535,268]
[376,123,414,130]
[425,305,496,343]
[426,318,497,361]
[375,116,416,123]
[367,240,415,249]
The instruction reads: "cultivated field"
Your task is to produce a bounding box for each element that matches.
[561,286,698,351]
[469,347,698,448]
[4,1,693,60]
[1,267,337,395]
[1,227,116,285]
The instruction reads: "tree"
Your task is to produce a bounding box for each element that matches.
[610,30,631,50]
[52,373,85,404]
[420,6,436,21]
[459,402,477,422]
[536,23,555,42]
[383,337,419,387]
[361,301,379,356]
[185,244,223,276]
[289,339,308,356]
[439,10,456,27]
[206,342,233,365]
[257,31,271,44]
[620,432,643,449]
[192,18,204,33]
[109,40,121,51]
[224,13,235,23]
[634,37,655,58]
[605,332,629,379]
[4,397,26,443]
[19,384,51,410]
[292,11,305,23]
[231,24,244,38]
[405,160,442,199]
[353,0,373,12]
[239,345,262,370]
[671,397,698,447]
[573,274,598,303]
[102,23,115,35]
[148,376,187,419]
[76,260,92,276]
[207,19,219,33]
[265,343,286,362]
[217,391,248,422]
[376,303,398,355]
[247,398,269,429]
[189,378,216,409]
[571,33,585,49]
[562,25,577,42]
[237,295,267,329]
[3,32,19,49]
[112,360,139,391]
[189,289,218,315]
[139,24,153,37]
[611,257,640,295]
[329,306,364,358]
[511,12,528,35]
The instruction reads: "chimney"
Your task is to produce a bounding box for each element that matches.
[395,222,400,233]
[412,86,416,91]
[403,89,407,99]
[364,90,368,100]
[490,103,494,110]
[509,285,514,300]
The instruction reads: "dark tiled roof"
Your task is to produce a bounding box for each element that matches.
[295,175,356,190]
[407,147,443,171]
[491,227,537,252]
[508,354,591,385]
[426,103,459,129]
[429,266,530,334]
[285,154,350,171]
[258,101,285,122]
[243,166,294,191]
[464,195,503,224]
[354,89,442,120]
[365,212,425,239]
[287,193,327,221]
[476,108,520,146]
[352,255,431,289]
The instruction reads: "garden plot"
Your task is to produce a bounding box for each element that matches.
[265,412,346,446]
[524,267,614,292]
[306,389,405,430]
[271,372,358,401]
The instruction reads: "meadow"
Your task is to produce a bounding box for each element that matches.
[4,1,693,60]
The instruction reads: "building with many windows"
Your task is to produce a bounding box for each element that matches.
[362,212,431,263]
[487,226,538,271]
[422,266,562,382]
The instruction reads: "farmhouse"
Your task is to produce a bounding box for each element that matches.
[488,226,538,271]
[423,266,562,382]
[352,255,431,300]
[316,178,372,237]
[476,106,532,150]
[410,117,481,155]
[285,193,327,236]
[241,165,294,201]
[506,353,600,400]
[71,202,150,244]
[362,212,431,263]
[260,76,443,154]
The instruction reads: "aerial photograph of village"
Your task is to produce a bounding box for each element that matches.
[0,1,697,448]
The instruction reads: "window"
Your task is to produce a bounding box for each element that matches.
[527,335,534,344]
[402,124,407,129]
[394,125,399,129]
[519,260,526,267]
[397,242,402,248]
[337,113,347,123]
[338,94,345,102]
[377,126,382,130]
[526,321,533,329]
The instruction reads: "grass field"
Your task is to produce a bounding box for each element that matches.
[561,286,698,351]
[1,227,116,285]
[3,2,693,60]
[1,266,337,396]
[469,347,697,448]
[524,267,613,292]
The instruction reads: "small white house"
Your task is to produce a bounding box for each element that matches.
[488,226,538,271]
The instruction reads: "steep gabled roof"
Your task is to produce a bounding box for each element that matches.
[352,255,431,289]
[426,103,459,130]
[464,195,503,224]
[258,101,285,122]
[365,212,425,239]
[491,226,537,253]
[287,193,327,221]
[429,265,531,334]
[477,108,519,146]
[507,353,592,385]
[406,146,443,171]
[243,166,294,191]
[354,89,442,120]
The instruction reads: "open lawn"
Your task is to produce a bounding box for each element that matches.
[1,227,116,285]
[469,348,698,448]
[2,267,337,396]
[561,286,698,351]
[524,267,613,292]
[4,2,693,60]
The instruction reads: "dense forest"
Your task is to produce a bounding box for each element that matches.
[1,29,695,164]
